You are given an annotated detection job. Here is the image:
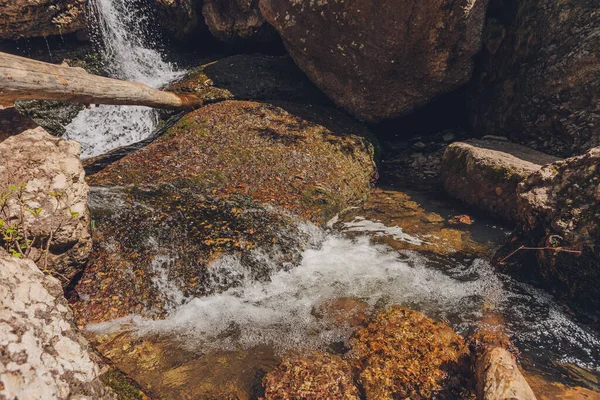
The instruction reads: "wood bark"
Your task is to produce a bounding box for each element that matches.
[0,51,203,109]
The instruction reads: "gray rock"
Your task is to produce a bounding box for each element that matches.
[0,251,115,399]
[0,128,91,285]
[441,139,559,221]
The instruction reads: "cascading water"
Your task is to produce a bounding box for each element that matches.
[63,0,184,158]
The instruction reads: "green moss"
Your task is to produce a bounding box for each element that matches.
[100,369,145,400]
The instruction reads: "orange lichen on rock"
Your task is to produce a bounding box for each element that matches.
[261,351,360,400]
[349,306,473,399]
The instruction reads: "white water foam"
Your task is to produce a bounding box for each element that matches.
[64,0,184,158]
[87,228,600,369]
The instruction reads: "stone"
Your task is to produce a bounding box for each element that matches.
[0,107,38,143]
[468,0,600,157]
[154,0,203,41]
[0,251,115,399]
[0,128,91,284]
[515,147,600,311]
[0,0,85,40]
[349,307,473,399]
[74,100,377,324]
[261,352,360,400]
[259,0,489,122]
[203,0,276,44]
[441,139,559,221]
[169,53,327,105]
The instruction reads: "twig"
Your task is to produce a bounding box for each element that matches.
[499,245,582,264]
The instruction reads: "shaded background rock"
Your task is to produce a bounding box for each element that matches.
[469,0,600,157]
[0,0,86,40]
[203,0,278,45]
[259,0,489,122]
[441,139,559,222]
[0,129,91,285]
[513,147,600,311]
[0,251,115,399]
[154,0,204,41]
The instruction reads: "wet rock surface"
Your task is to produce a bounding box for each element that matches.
[469,0,600,157]
[510,147,600,311]
[259,0,489,122]
[0,251,115,399]
[75,100,376,324]
[261,351,360,400]
[0,0,85,40]
[349,307,473,399]
[203,0,276,44]
[88,100,377,223]
[154,0,204,41]
[0,129,91,285]
[441,138,559,222]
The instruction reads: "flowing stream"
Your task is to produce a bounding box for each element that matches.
[63,0,183,158]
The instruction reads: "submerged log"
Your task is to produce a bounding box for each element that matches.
[0,51,203,109]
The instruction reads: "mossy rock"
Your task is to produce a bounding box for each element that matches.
[88,100,378,223]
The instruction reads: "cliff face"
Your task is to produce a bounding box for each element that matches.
[0,0,86,40]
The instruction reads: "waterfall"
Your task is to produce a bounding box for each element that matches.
[64,0,184,158]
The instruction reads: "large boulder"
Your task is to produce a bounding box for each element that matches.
[0,0,86,40]
[259,0,489,122]
[0,128,91,284]
[74,100,377,324]
[0,251,114,399]
[441,138,559,221]
[515,147,600,310]
[154,0,204,41]
[203,0,276,44]
[468,0,600,157]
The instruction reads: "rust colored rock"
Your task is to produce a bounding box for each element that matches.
[262,351,360,400]
[0,128,91,285]
[311,297,370,327]
[441,139,559,221]
[0,0,86,40]
[203,0,276,44]
[350,307,473,399]
[259,0,489,122]
[515,147,600,311]
[469,0,600,157]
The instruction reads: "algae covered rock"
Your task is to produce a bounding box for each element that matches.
[262,352,360,400]
[349,307,472,399]
[515,147,600,310]
[75,100,377,324]
[441,139,559,221]
[259,0,489,122]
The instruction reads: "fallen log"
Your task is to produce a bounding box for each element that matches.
[0,51,203,109]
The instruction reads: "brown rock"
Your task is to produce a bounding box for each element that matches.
[154,0,204,41]
[262,351,360,400]
[469,0,600,157]
[350,307,473,399]
[203,0,276,44]
[441,139,559,221]
[259,0,489,122]
[311,297,370,327]
[0,128,91,285]
[0,107,38,143]
[0,0,85,40]
[515,147,600,310]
